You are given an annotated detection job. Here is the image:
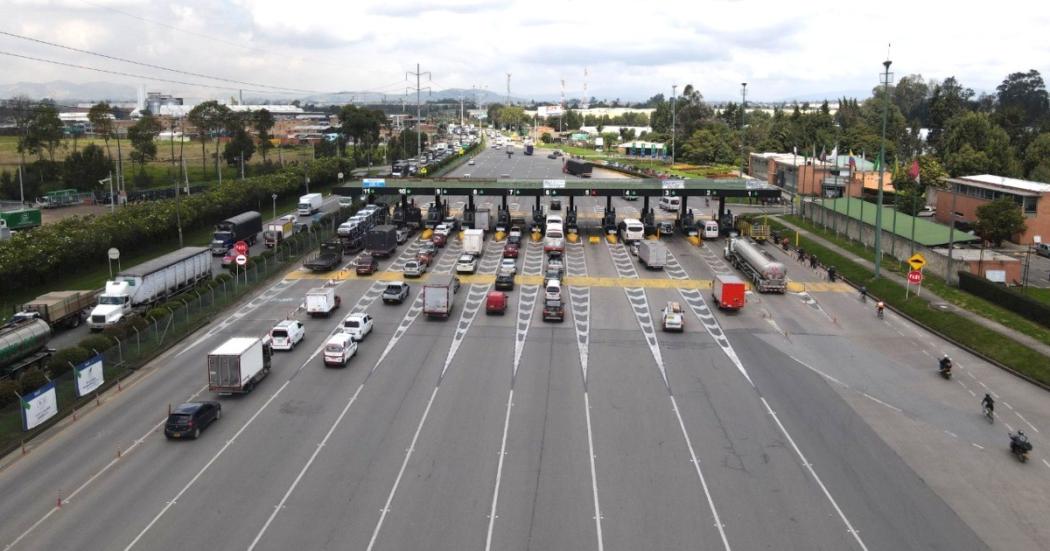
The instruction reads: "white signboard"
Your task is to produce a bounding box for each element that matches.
[21,381,58,431]
[985,270,1006,283]
[537,105,564,118]
[661,179,685,190]
[542,179,566,189]
[74,355,104,397]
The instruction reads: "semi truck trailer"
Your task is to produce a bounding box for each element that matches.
[724,238,786,293]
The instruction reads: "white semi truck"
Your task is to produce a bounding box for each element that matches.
[89,247,212,330]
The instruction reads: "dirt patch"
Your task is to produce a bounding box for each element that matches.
[40,203,111,225]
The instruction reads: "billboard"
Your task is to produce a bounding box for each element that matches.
[74,354,105,397]
[537,105,565,118]
[20,381,58,431]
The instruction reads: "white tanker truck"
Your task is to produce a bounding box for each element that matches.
[724,237,787,293]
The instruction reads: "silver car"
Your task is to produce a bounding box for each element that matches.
[403,260,426,278]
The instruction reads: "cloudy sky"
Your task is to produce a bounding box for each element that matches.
[1,0,1049,102]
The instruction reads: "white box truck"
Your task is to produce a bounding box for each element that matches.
[89,247,212,330]
[423,274,458,318]
[305,287,342,317]
[463,228,484,257]
[298,193,323,216]
[207,337,271,394]
[637,241,667,269]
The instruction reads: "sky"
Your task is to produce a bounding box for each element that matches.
[1,0,1049,103]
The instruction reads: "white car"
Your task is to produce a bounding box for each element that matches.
[403,260,427,278]
[340,312,374,341]
[434,224,451,237]
[456,254,478,274]
[323,333,358,367]
[468,159,476,165]
[269,320,305,351]
[661,302,685,332]
[499,258,517,274]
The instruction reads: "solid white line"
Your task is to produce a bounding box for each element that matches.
[1003,402,1014,410]
[483,389,514,551]
[967,389,976,397]
[761,397,869,551]
[944,430,958,438]
[367,386,440,551]
[669,395,730,550]
[247,383,365,551]
[1014,412,1040,433]
[788,354,847,388]
[1005,422,1015,432]
[124,380,291,551]
[972,443,984,450]
[861,393,902,413]
[583,392,605,551]
[1042,459,1050,470]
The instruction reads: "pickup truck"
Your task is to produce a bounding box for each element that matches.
[304,240,344,272]
[383,282,410,304]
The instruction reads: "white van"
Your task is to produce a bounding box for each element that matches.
[621,218,645,242]
[322,333,358,367]
[546,214,563,228]
[703,220,720,239]
[545,279,562,300]
[1036,242,1050,258]
[659,197,681,212]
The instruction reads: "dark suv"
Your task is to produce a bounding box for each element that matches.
[165,402,221,439]
[495,270,515,291]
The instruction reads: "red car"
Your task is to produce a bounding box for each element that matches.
[432,233,448,248]
[355,254,378,275]
[503,243,519,258]
[416,250,434,266]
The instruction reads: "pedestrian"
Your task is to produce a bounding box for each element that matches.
[798,247,806,262]
[810,254,818,269]
[827,265,837,282]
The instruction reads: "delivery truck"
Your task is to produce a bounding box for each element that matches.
[305,287,342,317]
[210,211,262,255]
[298,193,323,216]
[637,241,667,269]
[365,225,398,258]
[263,216,295,248]
[207,336,272,394]
[89,247,213,330]
[713,274,746,310]
[423,274,459,318]
[462,228,484,257]
[11,289,102,329]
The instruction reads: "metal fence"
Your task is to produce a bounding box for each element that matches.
[0,217,340,456]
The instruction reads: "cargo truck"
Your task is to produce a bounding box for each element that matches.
[365,225,398,258]
[210,211,262,255]
[263,216,295,248]
[298,193,323,216]
[305,287,342,317]
[724,238,787,293]
[11,290,102,329]
[637,241,667,269]
[423,274,458,318]
[303,240,344,272]
[89,247,213,330]
[462,228,485,257]
[0,319,52,377]
[713,274,746,310]
[563,159,592,178]
[207,336,272,394]
[0,208,42,231]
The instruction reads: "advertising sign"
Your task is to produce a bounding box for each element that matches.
[20,381,58,431]
[74,354,104,397]
[661,179,685,190]
[362,179,386,188]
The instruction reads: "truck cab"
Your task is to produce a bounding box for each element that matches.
[88,281,133,330]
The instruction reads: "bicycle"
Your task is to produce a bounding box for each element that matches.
[983,404,995,423]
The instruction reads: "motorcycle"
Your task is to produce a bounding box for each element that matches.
[1010,432,1033,462]
[938,360,952,379]
[983,404,995,423]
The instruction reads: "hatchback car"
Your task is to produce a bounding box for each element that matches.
[269,320,305,351]
[456,254,478,274]
[419,241,438,255]
[403,260,427,278]
[503,243,519,258]
[661,301,685,332]
[499,258,517,274]
[355,254,379,275]
[542,299,565,322]
[495,270,516,291]
[165,402,221,439]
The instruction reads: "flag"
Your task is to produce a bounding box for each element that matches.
[830,146,838,164]
[908,159,921,183]
[792,146,797,155]
[819,146,827,163]
[849,156,857,170]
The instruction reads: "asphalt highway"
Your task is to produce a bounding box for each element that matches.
[3,155,1050,550]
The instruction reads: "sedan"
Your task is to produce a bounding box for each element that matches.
[499,258,517,274]
[403,260,427,278]
[503,243,519,258]
[355,254,379,275]
[455,254,478,274]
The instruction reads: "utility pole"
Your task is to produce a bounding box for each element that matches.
[171,119,183,247]
[405,63,431,160]
[506,73,512,106]
[671,84,677,165]
[874,56,893,278]
[560,78,566,133]
[740,82,747,177]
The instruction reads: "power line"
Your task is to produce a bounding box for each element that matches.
[0,49,302,95]
[0,29,324,95]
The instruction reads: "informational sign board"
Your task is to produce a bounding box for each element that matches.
[543,179,566,189]
[74,354,104,397]
[362,178,386,188]
[661,179,685,190]
[986,270,1006,283]
[20,381,58,431]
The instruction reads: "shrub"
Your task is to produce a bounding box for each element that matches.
[214,273,233,285]
[78,334,115,353]
[146,307,171,321]
[0,379,21,408]
[18,369,48,394]
[47,346,92,377]
[101,313,149,340]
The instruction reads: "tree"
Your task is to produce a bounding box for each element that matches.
[891,74,930,126]
[927,77,975,153]
[540,132,553,144]
[1024,132,1050,179]
[600,132,618,152]
[62,144,112,191]
[88,101,115,159]
[127,111,161,172]
[339,105,385,165]
[223,127,256,167]
[187,100,230,178]
[942,112,1018,176]
[681,123,738,165]
[21,101,64,162]
[996,70,1049,129]
[975,197,1027,246]
[253,108,276,163]
[563,109,583,130]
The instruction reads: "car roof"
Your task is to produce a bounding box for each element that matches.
[326,333,354,345]
[345,312,368,321]
[274,320,299,329]
[172,402,209,414]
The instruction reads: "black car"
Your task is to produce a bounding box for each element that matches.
[495,271,515,291]
[165,402,221,439]
[507,234,522,245]
[550,200,562,211]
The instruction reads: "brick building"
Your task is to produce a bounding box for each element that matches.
[749,152,891,197]
[936,175,1050,245]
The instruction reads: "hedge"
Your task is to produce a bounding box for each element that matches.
[46,346,92,377]
[958,271,1050,328]
[0,157,353,295]
[78,334,115,353]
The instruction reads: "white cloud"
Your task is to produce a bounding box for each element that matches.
[0,0,1047,102]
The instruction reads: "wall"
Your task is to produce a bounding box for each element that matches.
[935,188,1050,245]
[800,201,972,284]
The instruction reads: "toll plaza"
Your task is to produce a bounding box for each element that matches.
[334,177,783,236]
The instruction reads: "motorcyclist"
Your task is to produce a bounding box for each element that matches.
[982,393,995,414]
[1010,431,1031,452]
[939,354,952,374]
[876,301,885,317]
[859,286,868,302]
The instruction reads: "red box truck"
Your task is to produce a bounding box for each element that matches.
[713,275,746,310]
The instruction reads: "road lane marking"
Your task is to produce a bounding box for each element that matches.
[761,397,869,551]
[1014,412,1040,433]
[862,393,902,413]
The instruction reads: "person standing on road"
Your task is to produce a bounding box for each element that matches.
[809,254,819,269]
[798,247,806,262]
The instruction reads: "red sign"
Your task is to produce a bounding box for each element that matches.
[234,240,249,255]
[907,270,923,284]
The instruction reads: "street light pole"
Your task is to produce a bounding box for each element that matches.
[272,193,278,221]
[873,58,893,278]
[740,82,747,178]
[671,84,677,166]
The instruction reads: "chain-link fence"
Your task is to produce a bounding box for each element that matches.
[0,213,345,456]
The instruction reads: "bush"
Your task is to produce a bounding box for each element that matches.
[18,370,48,394]
[78,334,115,353]
[101,313,149,340]
[214,273,233,285]
[146,307,171,321]
[47,346,92,377]
[0,379,21,408]
[258,250,274,262]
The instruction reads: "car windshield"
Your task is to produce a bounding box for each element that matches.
[325,344,344,353]
[271,329,288,338]
[99,296,123,305]
[459,256,473,262]
[386,285,403,293]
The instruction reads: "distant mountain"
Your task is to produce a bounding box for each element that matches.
[0,80,137,103]
[298,87,542,105]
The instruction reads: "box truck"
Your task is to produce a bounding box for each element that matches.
[637,241,667,270]
[305,287,342,317]
[713,274,746,310]
[423,274,459,318]
[210,211,263,255]
[89,247,213,330]
[365,225,398,258]
[298,193,323,216]
[207,336,272,394]
[462,228,485,257]
[263,215,295,248]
